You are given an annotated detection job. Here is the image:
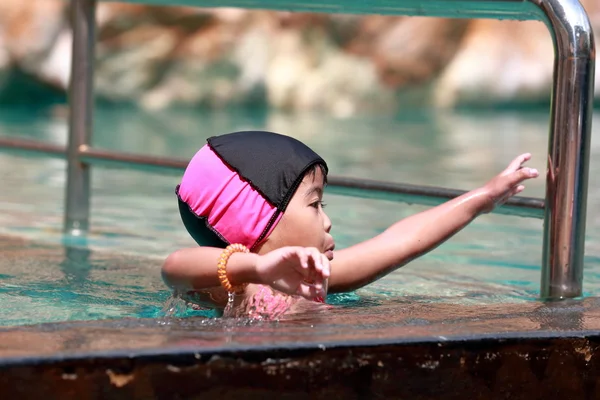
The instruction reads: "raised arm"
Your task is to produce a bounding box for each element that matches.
[327,153,539,293]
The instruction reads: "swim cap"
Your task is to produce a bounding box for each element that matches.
[176,131,328,250]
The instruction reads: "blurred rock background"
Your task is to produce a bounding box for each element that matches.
[1,0,599,116]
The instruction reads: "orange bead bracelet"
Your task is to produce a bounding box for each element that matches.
[217,244,249,294]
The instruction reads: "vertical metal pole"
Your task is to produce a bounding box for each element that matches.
[64,0,96,236]
[534,0,595,299]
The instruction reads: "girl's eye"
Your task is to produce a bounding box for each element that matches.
[311,201,326,209]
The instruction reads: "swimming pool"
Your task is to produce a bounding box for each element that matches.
[0,106,599,326]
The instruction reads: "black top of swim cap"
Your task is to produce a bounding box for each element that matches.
[207,131,328,211]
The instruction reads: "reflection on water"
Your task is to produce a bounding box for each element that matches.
[0,106,598,326]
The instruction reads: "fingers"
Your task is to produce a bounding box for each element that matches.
[300,250,329,294]
[295,248,330,299]
[503,167,536,199]
[312,252,330,278]
[296,248,309,269]
[321,254,330,278]
[506,153,532,172]
[511,184,525,197]
[499,153,538,188]
[282,247,329,281]
[286,247,312,277]
[511,166,539,186]
[499,154,538,188]
[296,281,327,300]
[303,248,330,279]
[275,247,330,301]
[483,154,539,211]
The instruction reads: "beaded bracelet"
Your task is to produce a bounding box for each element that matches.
[217,244,250,294]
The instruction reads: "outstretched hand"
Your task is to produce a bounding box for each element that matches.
[255,247,330,301]
[480,153,539,213]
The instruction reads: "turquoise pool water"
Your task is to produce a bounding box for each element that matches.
[0,106,598,326]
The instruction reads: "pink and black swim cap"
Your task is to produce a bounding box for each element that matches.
[176,131,328,250]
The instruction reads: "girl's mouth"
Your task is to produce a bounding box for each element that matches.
[325,250,334,260]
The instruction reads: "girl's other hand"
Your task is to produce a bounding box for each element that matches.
[480,153,539,213]
[254,247,330,301]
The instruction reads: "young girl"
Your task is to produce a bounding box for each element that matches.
[162,130,539,318]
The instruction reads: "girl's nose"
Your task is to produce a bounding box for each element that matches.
[323,212,332,233]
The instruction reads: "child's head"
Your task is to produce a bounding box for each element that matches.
[177,131,334,258]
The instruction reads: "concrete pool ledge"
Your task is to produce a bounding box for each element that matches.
[2,299,600,398]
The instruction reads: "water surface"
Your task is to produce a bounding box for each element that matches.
[0,106,598,326]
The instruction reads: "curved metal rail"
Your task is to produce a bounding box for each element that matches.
[0,0,594,300]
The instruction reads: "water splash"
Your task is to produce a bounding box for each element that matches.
[158,290,197,321]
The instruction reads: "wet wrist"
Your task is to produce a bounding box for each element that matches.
[474,186,495,216]
[227,253,261,286]
[468,187,493,215]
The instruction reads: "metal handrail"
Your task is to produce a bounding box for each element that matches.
[0,0,594,300]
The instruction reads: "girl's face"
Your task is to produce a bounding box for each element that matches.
[258,167,335,260]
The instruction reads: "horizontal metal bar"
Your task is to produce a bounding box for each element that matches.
[100,0,544,21]
[0,136,545,218]
[0,137,66,156]
[80,146,187,171]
